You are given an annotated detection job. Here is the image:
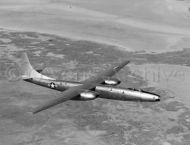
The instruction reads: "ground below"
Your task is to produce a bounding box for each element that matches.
[0,30,190,145]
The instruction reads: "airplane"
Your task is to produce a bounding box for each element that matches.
[16,53,160,114]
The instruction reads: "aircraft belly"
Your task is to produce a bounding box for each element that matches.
[95,86,160,102]
[96,88,139,101]
[24,78,159,102]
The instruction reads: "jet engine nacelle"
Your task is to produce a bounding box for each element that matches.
[79,91,99,100]
[103,78,121,86]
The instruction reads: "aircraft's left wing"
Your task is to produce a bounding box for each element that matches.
[33,60,130,114]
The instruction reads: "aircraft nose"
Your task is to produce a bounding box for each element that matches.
[155,95,160,101]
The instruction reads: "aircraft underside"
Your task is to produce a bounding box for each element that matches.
[17,53,160,114]
[25,78,160,102]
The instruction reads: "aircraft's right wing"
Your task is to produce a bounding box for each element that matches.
[33,85,82,114]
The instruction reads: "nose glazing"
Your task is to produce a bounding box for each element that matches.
[154,95,160,101]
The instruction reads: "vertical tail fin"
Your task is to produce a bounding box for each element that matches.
[17,53,54,80]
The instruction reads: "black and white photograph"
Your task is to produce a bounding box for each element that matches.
[1,0,190,145]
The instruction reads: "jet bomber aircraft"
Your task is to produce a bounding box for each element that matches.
[17,53,160,114]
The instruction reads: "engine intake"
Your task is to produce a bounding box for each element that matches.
[79,91,99,100]
[103,78,121,86]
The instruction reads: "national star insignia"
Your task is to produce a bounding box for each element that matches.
[49,82,56,89]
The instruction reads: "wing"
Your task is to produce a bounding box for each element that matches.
[81,60,130,84]
[33,60,130,114]
[33,86,81,114]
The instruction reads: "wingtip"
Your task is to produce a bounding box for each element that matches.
[32,108,43,114]
[32,111,38,114]
[29,109,37,114]
[122,60,130,65]
[126,60,130,64]
[121,59,130,64]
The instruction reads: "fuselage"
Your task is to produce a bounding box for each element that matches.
[24,78,160,102]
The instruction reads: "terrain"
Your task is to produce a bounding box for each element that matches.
[1,0,190,145]
[1,0,190,52]
[1,29,190,145]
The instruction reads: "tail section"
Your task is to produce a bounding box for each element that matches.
[16,53,55,80]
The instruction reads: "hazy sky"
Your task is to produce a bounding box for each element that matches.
[0,0,48,5]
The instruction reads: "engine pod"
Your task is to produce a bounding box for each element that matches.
[104,78,121,85]
[79,91,99,100]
